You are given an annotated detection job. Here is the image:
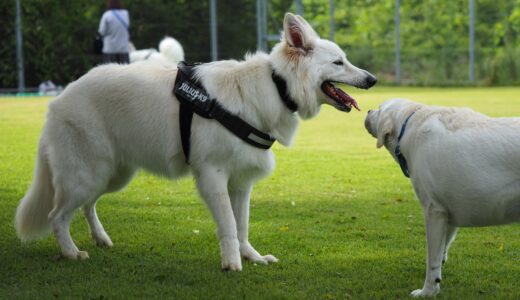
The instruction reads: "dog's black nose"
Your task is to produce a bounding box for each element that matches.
[365,74,377,88]
[360,70,377,89]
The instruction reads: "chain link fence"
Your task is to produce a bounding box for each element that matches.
[1,0,519,92]
[289,0,520,86]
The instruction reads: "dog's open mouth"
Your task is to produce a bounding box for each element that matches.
[321,81,360,113]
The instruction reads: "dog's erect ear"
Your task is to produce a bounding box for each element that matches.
[294,15,319,39]
[283,13,317,52]
[376,118,393,148]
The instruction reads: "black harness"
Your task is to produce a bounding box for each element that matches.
[173,62,296,163]
[394,111,416,178]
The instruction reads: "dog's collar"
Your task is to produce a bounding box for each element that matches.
[271,71,298,113]
[395,111,416,178]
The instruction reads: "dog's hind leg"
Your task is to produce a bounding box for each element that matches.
[442,225,458,264]
[83,202,113,247]
[48,162,112,260]
[229,183,278,265]
[411,203,448,297]
[195,167,241,271]
[82,165,135,247]
[48,185,91,260]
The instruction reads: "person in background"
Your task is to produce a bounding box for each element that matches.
[98,0,130,64]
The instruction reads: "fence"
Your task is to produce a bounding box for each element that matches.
[2,0,519,92]
[281,0,520,86]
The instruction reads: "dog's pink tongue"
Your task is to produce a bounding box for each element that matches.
[336,87,360,111]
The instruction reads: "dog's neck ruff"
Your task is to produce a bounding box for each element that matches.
[271,71,298,113]
[395,111,416,178]
[173,61,276,163]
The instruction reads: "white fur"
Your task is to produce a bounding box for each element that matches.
[15,13,374,269]
[129,36,185,64]
[365,98,520,297]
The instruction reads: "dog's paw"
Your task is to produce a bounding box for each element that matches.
[94,234,113,248]
[244,253,279,265]
[410,286,439,297]
[61,250,90,260]
[221,252,242,271]
[220,238,242,271]
[240,241,279,265]
[221,260,242,271]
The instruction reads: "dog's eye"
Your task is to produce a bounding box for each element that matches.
[333,60,344,66]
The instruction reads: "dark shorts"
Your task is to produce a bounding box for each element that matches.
[102,53,130,64]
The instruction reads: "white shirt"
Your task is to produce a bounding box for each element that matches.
[98,9,130,54]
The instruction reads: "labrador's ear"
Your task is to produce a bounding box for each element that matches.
[376,118,393,148]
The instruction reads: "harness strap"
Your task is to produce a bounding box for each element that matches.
[179,102,194,162]
[208,101,275,148]
[174,62,276,163]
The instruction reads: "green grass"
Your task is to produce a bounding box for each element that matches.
[1,87,520,299]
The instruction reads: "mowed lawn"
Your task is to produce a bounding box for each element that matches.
[1,87,519,299]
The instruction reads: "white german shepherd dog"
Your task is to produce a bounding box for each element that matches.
[16,13,376,270]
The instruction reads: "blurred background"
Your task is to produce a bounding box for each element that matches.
[1,0,519,92]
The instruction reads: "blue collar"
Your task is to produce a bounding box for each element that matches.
[394,111,416,177]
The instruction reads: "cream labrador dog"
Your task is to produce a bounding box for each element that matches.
[365,98,520,297]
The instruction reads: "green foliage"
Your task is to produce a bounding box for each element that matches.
[1,1,519,87]
[0,1,17,87]
[300,0,520,85]
[0,0,264,88]
[1,88,520,298]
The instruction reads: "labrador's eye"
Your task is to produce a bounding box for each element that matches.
[333,60,344,66]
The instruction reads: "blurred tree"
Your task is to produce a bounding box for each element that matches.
[0,0,519,88]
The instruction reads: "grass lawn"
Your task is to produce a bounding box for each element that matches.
[1,86,520,299]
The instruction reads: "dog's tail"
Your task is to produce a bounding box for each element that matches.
[159,36,185,64]
[15,144,55,241]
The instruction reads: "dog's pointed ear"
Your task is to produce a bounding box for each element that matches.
[283,13,317,52]
[294,15,319,39]
[376,118,393,148]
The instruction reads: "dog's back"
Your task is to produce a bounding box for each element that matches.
[406,105,520,225]
[53,63,187,176]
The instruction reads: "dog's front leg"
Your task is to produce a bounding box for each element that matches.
[195,168,241,271]
[411,203,448,297]
[229,183,278,265]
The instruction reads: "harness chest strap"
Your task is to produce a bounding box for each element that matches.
[173,62,277,163]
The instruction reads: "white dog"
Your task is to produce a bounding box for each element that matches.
[365,98,520,297]
[15,13,376,270]
[129,36,185,64]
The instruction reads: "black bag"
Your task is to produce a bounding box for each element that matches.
[93,35,103,55]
